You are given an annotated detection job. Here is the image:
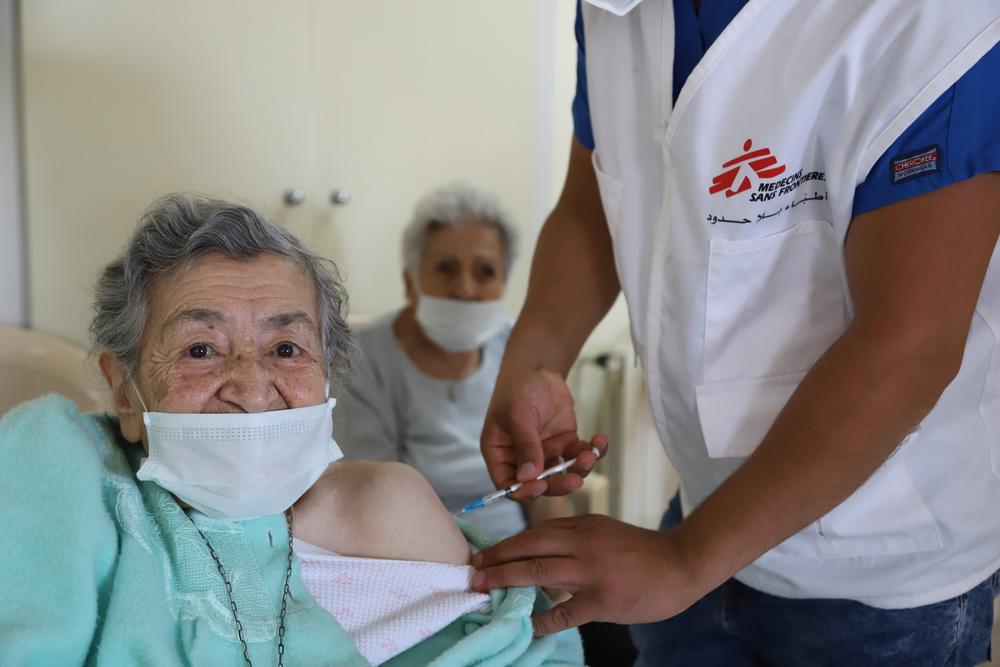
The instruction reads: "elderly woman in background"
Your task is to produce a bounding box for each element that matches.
[335,184,530,538]
[0,194,582,666]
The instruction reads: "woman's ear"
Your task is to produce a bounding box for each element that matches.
[99,351,144,444]
[403,270,418,306]
[99,351,131,412]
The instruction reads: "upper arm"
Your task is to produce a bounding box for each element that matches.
[843,44,1000,381]
[295,461,471,564]
[845,171,1000,374]
[540,136,616,293]
[557,138,604,223]
[853,41,1000,217]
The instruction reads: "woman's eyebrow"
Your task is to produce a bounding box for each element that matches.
[160,308,227,336]
[262,311,315,331]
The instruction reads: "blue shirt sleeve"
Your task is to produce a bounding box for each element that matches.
[572,0,596,151]
[853,41,1000,217]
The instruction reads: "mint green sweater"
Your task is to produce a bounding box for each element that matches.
[0,396,583,666]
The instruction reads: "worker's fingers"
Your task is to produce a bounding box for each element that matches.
[502,404,546,483]
[505,478,548,502]
[537,472,583,497]
[552,434,608,481]
[471,556,585,593]
[539,431,580,461]
[532,597,600,637]
[472,520,578,570]
[564,434,609,464]
[567,450,597,477]
[481,418,521,488]
[590,433,610,457]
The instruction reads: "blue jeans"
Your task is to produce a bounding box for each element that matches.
[630,495,998,666]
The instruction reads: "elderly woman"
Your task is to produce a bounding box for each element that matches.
[0,194,582,666]
[334,184,529,538]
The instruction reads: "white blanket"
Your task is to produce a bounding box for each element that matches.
[294,539,491,665]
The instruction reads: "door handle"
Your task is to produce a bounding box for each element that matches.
[284,189,306,206]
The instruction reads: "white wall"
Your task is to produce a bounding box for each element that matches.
[19,1,632,354]
[0,0,26,327]
[19,2,592,346]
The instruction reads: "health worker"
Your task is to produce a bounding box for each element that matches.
[470,1,1000,664]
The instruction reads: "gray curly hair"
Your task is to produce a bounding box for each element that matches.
[401,182,518,279]
[90,193,353,389]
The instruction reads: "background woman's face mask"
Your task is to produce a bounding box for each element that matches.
[415,294,508,352]
[131,379,342,521]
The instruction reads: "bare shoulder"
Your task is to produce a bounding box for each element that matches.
[294,461,471,564]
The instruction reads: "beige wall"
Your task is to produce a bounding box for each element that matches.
[20,1,630,354]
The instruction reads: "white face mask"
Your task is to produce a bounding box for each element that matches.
[131,380,342,521]
[583,0,643,16]
[415,294,508,352]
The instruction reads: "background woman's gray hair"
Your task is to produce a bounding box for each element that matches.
[90,193,353,388]
[401,182,518,278]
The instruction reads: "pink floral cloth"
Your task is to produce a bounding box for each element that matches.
[293,539,491,665]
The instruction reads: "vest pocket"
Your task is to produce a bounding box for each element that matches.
[815,436,942,558]
[695,375,942,558]
[697,218,845,482]
[703,219,846,384]
[697,219,942,558]
[695,373,804,460]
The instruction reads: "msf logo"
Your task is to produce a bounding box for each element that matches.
[709,139,786,198]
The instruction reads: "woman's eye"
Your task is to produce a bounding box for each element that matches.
[477,265,497,280]
[188,344,211,359]
[276,343,298,358]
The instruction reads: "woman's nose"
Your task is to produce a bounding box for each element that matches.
[452,271,477,300]
[217,355,280,412]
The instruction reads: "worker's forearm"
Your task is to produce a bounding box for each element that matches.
[504,140,621,377]
[672,323,959,593]
[505,209,620,376]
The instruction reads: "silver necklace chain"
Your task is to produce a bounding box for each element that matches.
[194,510,294,667]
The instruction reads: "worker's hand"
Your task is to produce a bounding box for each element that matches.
[470,514,703,636]
[481,368,607,501]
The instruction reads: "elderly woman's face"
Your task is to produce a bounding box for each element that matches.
[113,253,327,441]
[413,222,506,302]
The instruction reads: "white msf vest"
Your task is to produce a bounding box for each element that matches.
[583,0,1000,607]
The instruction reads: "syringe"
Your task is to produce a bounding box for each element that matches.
[455,447,601,514]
